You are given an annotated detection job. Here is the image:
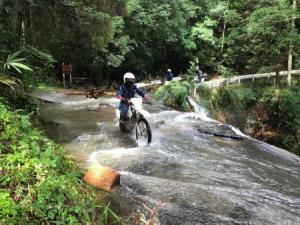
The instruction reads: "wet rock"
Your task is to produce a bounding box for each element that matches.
[86,88,104,99]
[155,120,166,128]
[84,165,120,191]
[98,103,112,109]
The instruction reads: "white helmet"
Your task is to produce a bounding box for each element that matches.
[167,69,172,72]
[123,72,135,83]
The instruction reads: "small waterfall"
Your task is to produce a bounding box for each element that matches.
[186,96,247,137]
[186,96,208,116]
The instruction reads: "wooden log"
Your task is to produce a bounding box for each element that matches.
[84,165,120,192]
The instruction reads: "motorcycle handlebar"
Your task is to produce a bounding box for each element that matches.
[120,97,152,105]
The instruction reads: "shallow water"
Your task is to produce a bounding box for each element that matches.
[39,93,300,225]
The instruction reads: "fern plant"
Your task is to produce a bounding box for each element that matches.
[3,51,33,74]
[0,51,33,90]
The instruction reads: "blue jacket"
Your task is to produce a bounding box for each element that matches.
[165,71,173,81]
[116,84,145,100]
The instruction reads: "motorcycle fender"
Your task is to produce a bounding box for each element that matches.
[116,109,120,119]
[140,109,151,118]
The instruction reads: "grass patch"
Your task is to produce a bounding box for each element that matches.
[0,99,120,224]
[36,82,62,92]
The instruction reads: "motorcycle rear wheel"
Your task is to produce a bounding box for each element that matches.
[136,118,152,144]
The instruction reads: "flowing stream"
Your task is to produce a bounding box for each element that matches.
[38,92,300,225]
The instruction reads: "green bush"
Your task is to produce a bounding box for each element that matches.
[260,87,300,152]
[215,65,234,78]
[0,102,119,224]
[197,83,300,154]
[155,81,190,111]
[260,87,300,129]
[198,84,257,113]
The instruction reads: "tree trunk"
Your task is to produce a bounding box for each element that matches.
[275,67,279,88]
[287,0,297,87]
[220,20,227,55]
[11,0,26,44]
[24,1,32,45]
[220,0,230,56]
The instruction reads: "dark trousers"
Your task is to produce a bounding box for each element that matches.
[165,76,173,81]
[119,102,129,120]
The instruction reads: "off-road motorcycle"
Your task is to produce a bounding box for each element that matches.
[116,98,152,145]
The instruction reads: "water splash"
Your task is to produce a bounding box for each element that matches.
[187,96,247,137]
[39,93,300,225]
[227,125,247,137]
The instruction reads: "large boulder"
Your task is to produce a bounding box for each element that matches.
[84,165,120,191]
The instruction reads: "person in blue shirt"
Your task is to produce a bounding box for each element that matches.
[164,69,173,81]
[116,72,147,120]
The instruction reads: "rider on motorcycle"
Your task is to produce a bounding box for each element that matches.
[116,72,148,121]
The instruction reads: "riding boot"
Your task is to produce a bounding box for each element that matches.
[120,113,129,123]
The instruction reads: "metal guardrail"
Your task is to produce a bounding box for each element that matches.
[197,70,300,88]
[136,77,182,88]
[136,70,300,90]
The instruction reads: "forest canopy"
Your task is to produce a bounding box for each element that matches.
[0,0,299,84]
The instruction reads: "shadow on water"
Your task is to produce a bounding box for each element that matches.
[38,93,300,225]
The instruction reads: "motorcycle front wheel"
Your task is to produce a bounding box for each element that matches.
[136,118,152,145]
[119,120,126,132]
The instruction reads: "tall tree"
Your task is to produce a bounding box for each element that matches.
[220,0,230,55]
[123,0,199,76]
[288,0,297,87]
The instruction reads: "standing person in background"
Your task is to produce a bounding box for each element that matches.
[195,66,207,83]
[164,69,173,81]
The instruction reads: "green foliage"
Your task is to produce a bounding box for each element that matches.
[22,46,59,90]
[0,49,41,112]
[155,81,190,110]
[0,190,17,216]
[198,84,257,115]
[244,2,298,68]
[0,50,34,104]
[2,0,299,82]
[24,45,56,66]
[257,86,300,153]
[0,102,120,224]
[186,57,200,77]
[215,65,234,77]
[191,17,218,46]
[198,83,300,154]
[3,51,33,74]
[99,16,134,68]
[97,202,120,225]
[124,0,199,75]
[261,86,300,130]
